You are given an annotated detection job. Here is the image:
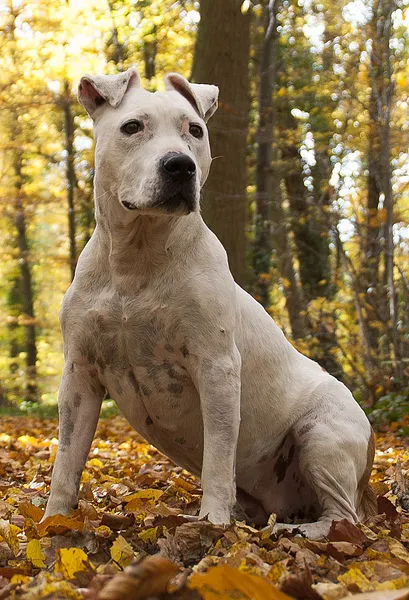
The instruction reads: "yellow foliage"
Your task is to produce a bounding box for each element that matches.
[27,539,46,568]
[189,564,292,599]
[55,547,92,580]
[0,519,20,556]
[110,535,135,568]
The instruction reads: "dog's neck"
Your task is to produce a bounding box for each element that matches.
[93,191,204,280]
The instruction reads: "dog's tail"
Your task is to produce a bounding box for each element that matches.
[356,428,377,521]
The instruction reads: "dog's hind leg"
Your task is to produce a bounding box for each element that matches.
[43,362,105,519]
[274,382,374,540]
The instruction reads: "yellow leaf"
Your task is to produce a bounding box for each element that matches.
[110,535,134,568]
[27,538,46,568]
[88,458,104,469]
[0,519,20,556]
[338,567,373,592]
[125,489,164,511]
[55,547,92,580]
[10,575,31,585]
[138,527,158,543]
[189,564,292,599]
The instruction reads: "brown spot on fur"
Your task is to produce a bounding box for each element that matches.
[73,393,81,408]
[96,357,106,371]
[257,453,270,464]
[357,428,377,519]
[175,436,186,445]
[298,422,314,437]
[129,370,151,396]
[168,382,183,394]
[181,344,189,358]
[273,435,289,459]
[145,416,153,426]
[273,444,295,484]
[165,344,174,353]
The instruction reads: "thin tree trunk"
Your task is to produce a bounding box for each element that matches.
[252,0,279,308]
[62,80,77,281]
[365,0,401,380]
[191,0,250,287]
[13,154,38,402]
[252,0,307,337]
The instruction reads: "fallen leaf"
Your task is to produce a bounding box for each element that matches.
[189,564,292,599]
[328,519,367,545]
[0,519,20,556]
[37,513,84,537]
[55,547,93,580]
[339,589,409,599]
[19,502,44,523]
[110,535,134,568]
[26,539,46,568]
[97,555,179,599]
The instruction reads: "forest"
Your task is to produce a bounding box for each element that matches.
[1,0,408,418]
[0,0,409,598]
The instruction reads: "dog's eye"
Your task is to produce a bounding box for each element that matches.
[121,120,144,135]
[189,123,203,139]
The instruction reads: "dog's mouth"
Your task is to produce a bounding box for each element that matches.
[122,200,138,210]
[152,190,196,214]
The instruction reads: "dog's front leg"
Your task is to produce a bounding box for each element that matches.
[43,362,105,519]
[197,347,241,525]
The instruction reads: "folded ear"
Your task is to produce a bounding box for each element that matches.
[78,66,141,118]
[164,73,219,122]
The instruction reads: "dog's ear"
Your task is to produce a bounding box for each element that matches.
[78,66,141,118]
[164,73,219,122]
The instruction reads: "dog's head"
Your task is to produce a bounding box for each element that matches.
[78,66,218,217]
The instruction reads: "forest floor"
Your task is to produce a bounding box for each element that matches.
[0,416,407,599]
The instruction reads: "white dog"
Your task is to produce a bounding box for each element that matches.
[44,66,375,539]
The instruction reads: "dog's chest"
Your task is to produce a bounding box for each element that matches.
[75,290,203,465]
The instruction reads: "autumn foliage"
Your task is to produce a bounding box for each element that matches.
[0,416,405,598]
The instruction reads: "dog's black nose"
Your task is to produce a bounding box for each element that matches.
[160,153,196,182]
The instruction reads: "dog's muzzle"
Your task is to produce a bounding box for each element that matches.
[154,152,197,213]
[160,152,196,182]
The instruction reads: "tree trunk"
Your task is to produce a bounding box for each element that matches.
[251,0,306,338]
[252,0,279,308]
[62,80,77,281]
[13,154,38,402]
[364,0,401,383]
[191,0,250,287]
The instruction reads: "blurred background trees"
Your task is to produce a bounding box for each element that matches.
[0,0,408,415]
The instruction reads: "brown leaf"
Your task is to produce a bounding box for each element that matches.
[97,555,179,600]
[19,502,44,523]
[378,496,400,521]
[280,566,322,600]
[158,521,225,566]
[338,589,409,599]
[306,539,363,561]
[101,512,135,531]
[37,513,85,536]
[328,519,367,545]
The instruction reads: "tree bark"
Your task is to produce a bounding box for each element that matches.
[13,153,38,402]
[191,0,250,287]
[62,80,78,281]
[364,0,401,381]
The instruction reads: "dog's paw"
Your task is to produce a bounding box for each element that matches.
[273,520,331,540]
[198,508,231,526]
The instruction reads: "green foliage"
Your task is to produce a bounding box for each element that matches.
[368,389,409,437]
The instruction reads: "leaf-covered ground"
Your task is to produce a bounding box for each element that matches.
[0,416,408,599]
